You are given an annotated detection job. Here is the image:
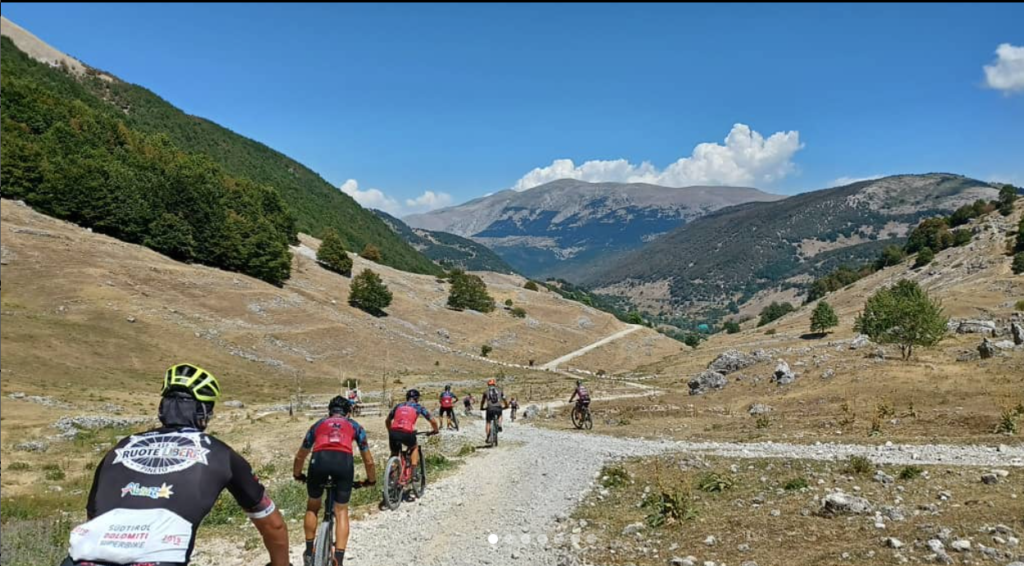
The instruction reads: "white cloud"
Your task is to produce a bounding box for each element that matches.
[984,43,1024,94]
[828,175,884,188]
[510,123,803,191]
[339,180,452,216]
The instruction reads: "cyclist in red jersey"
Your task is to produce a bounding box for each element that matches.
[438,384,458,429]
[385,389,438,482]
[293,396,375,566]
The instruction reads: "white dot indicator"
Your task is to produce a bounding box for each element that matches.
[488,534,499,545]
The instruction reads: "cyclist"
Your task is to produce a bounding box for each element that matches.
[385,389,438,499]
[463,393,474,416]
[480,379,508,442]
[60,364,290,566]
[438,385,458,430]
[293,396,375,566]
[509,396,520,422]
[569,379,591,419]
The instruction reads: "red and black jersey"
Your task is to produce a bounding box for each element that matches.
[302,416,369,454]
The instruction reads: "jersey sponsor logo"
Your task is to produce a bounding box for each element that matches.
[121,482,175,500]
[114,432,211,474]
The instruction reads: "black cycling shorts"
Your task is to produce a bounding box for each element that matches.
[307,451,355,505]
[389,430,418,455]
[439,407,455,419]
[486,408,502,423]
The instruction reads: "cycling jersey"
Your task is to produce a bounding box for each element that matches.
[302,417,369,455]
[68,427,273,565]
[439,392,457,409]
[388,402,432,433]
[572,386,590,403]
[484,387,505,410]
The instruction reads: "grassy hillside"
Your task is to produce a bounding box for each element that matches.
[0,34,440,277]
[374,210,517,274]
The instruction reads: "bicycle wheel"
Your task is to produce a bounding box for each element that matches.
[571,408,583,429]
[412,447,427,499]
[452,413,460,431]
[383,456,403,511]
[583,408,593,430]
[313,521,333,566]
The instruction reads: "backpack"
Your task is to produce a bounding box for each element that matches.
[487,386,501,406]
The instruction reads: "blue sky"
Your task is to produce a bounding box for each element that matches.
[3,3,1022,215]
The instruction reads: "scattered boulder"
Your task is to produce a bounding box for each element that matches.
[821,368,836,380]
[708,350,763,375]
[771,361,796,385]
[688,371,727,396]
[15,440,49,453]
[886,538,905,549]
[748,404,773,416]
[522,405,541,420]
[126,316,137,324]
[957,320,996,334]
[577,316,594,330]
[223,400,245,409]
[436,328,451,341]
[849,334,871,350]
[981,473,999,485]
[993,340,1016,350]
[950,540,971,552]
[820,492,873,516]
[978,338,998,359]
[1012,322,1024,346]
[873,470,895,485]
[622,522,645,536]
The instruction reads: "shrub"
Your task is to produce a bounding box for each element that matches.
[914,247,935,268]
[843,455,874,475]
[1014,252,1024,276]
[951,229,972,247]
[998,185,1019,216]
[348,269,392,315]
[723,320,741,334]
[447,270,495,313]
[359,243,382,262]
[696,472,735,493]
[905,218,953,254]
[480,344,493,357]
[898,466,923,480]
[758,302,795,327]
[764,328,777,336]
[876,245,906,269]
[510,307,527,319]
[755,415,772,430]
[43,467,65,482]
[1016,299,1024,312]
[682,334,701,348]
[7,462,31,471]
[855,279,947,360]
[601,465,631,488]
[504,298,514,307]
[524,281,540,291]
[996,409,1019,436]
[784,478,809,491]
[642,489,698,527]
[627,311,644,325]
[810,300,839,334]
[317,229,353,276]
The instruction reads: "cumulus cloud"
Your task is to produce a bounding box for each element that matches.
[828,175,884,188]
[339,180,452,216]
[511,124,803,191]
[984,43,1024,94]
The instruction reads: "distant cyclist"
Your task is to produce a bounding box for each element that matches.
[480,379,508,442]
[61,364,290,566]
[569,379,590,415]
[293,396,376,566]
[385,390,439,500]
[509,396,520,422]
[438,385,458,429]
[463,393,474,416]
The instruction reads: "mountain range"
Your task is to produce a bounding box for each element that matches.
[405,179,782,280]
[373,210,517,274]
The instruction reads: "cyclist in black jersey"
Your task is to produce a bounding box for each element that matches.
[60,364,291,566]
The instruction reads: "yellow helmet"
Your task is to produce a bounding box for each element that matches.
[163,363,221,403]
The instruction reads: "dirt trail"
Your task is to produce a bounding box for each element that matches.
[540,325,643,370]
[194,420,1023,566]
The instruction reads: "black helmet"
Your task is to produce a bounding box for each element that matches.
[406,389,421,401]
[444,384,452,392]
[576,379,583,386]
[329,395,351,415]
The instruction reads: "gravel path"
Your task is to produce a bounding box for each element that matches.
[540,325,643,370]
[196,420,1023,566]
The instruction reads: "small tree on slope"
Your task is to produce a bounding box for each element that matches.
[810,300,839,335]
[854,279,947,361]
[348,269,393,316]
[317,229,353,277]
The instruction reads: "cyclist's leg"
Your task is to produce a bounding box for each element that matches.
[304,456,328,558]
[332,453,355,558]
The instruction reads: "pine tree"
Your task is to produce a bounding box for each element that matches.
[810,300,839,334]
[360,243,382,262]
[447,270,495,313]
[348,269,393,315]
[317,229,353,277]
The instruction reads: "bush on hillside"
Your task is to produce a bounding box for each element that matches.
[524,281,540,291]
[348,269,392,316]
[876,245,907,268]
[627,312,644,325]
[854,279,947,360]
[810,300,839,334]
[951,228,973,247]
[480,344,493,357]
[758,302,795,327]
[510,307,527,319]
[905,218,953,255]
[1014,252,1024,275]
[446,270,495,313]
[998,185,1019,217]
[914,247,935,268]
[723,320,741,334]
[317,229,353,276]
[359,244,382,262]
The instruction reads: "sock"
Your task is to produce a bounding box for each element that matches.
[335,549,346,565]
[305,540,314,556]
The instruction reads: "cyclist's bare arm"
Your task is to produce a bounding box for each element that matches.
[569,390,577,403]
[251,509,290,566]
[360,447,376,485]
[429,417,440,434]
[293,447,311,480]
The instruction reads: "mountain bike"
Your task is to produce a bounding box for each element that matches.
[383,431,434,511]
[571,403,593,430]
[308,478,372,566]
[447,411,460,432]
[486,413,500,447]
